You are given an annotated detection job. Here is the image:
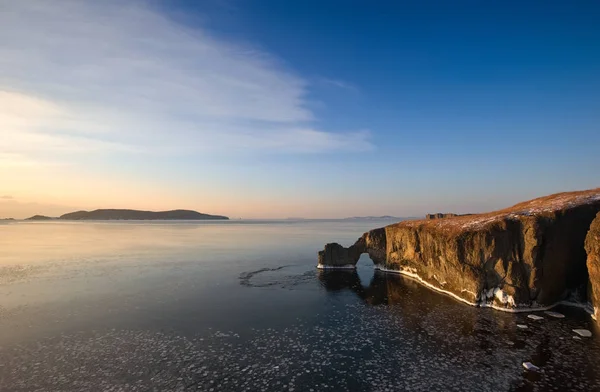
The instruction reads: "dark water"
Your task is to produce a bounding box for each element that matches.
[1,220,599,391]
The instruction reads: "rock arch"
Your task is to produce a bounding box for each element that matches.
[317,228,386,268]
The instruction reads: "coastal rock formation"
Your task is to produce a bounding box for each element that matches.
[318,188,600,310]
[318,243,362,268]
[586,212,600,320]
[426,213,472,220]
[319,228,387,268]
[426,213,459,220]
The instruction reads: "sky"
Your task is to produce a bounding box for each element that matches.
[1,0,599,219]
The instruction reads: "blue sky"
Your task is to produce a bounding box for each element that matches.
[1,0,599,218]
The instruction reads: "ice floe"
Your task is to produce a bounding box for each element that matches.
[573,329,592,338]
[527,314,544,321]
[522,362,540,372]
[2,289,600,391]
[316,264,356,270]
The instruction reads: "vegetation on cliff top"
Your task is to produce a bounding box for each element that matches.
[401,188,600,232]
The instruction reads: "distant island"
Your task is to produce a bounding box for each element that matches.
[25,209,229,221]
[342,216,405,221]
[25,215,54,221]
[284,216,407,221]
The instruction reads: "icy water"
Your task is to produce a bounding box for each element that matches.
[1,220,600,392]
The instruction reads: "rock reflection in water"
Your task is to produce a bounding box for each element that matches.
[318,267,454,306]
[318,268,600,391]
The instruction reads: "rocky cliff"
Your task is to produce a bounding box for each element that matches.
[426,213,460,219]
[319,188,600,311]
[586,212,600,320]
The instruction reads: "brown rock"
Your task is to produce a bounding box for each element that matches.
[318,188,600,309]
[318,243,362,267]
[426,213,460,220]
[585,212,600,321]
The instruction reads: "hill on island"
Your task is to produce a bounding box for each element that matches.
[25,215,55,221]
[58,209,228,220]
[342,216,407,221]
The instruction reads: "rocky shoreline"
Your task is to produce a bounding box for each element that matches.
[318,188,600,319]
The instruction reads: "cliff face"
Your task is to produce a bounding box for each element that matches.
[586,212,600,320]
[426,213,461,219]
[318,243,362,268]
[319,189,600,310]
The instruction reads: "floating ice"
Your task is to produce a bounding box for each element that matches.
[573,329,592,338]
[316,264,356,270]
[544,311,565,319]
[527,314,544,321]
[1,297,600,391]
[522,362,540,372]
[516,324,528,329]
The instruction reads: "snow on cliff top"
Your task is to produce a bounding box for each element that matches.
[399,188,600,231]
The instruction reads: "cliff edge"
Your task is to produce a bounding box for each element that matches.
[319,188,600,311]
[586,212,600,321]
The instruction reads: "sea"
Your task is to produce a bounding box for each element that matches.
[1,219,599,391]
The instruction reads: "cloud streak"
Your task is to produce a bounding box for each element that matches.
[318,78,359,92]
[0,0,372,166]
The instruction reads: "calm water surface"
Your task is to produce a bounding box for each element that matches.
[1,220,599,391]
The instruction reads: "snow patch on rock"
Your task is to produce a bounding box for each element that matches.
[482,288,516,307]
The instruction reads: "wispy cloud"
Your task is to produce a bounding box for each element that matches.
[0,195,13,200]
[0,0,372,167]
[318,78,359,92]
